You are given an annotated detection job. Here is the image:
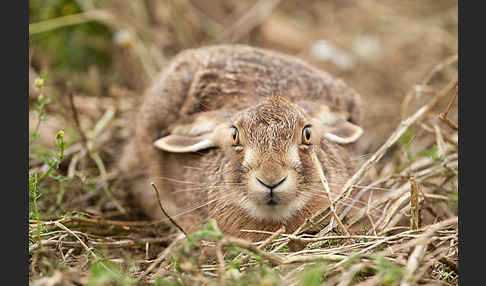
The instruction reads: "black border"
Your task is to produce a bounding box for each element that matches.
[5,0,29,283]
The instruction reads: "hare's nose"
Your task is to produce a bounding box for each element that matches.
[256,175,288,190]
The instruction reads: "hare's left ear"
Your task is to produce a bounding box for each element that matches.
[322,120,363,144]
[310,104,363,144]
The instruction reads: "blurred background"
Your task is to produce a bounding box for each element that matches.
[29,0,458,153]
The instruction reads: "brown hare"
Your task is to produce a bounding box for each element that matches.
[119,44,365,242]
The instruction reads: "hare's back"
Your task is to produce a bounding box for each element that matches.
[169,45,363,125]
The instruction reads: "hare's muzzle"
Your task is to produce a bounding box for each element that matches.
[255,175,287,191]
[255,175,288,205]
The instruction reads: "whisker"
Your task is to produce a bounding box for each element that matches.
[149,176,198,185]
[170,183,247,194]
[149,176,246,187]
[297,189,385,215]
[300,180,395,192]
[168,193,236,219]
[181,165,204,170]
[351,153,373,160]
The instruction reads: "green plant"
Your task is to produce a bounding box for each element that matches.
[29,130,66,242]
[87,260,136,286]
[30,76,49,145]
[186,218,224,249]
[372,255,404,286]
[229,264,279,286]
[29,173,42,243]
[299,262,327,286]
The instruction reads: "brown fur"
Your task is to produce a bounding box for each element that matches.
[119,44,365,244]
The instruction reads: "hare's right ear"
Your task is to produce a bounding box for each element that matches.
[154,134,216,153]
[153,112,229,153]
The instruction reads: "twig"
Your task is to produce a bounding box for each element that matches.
[29,236,173,253]
[375,192,410,232]
[434,124,447,159]
[311,153,350,236]
[53,222,97,259]
[438,113,458,131]
[141,233,186,278]
[409,177,420,230]
[442,83,458,116]
[400,244,426,286]
[232,226,287,270]
[366,191,378,236]
[258,226,286,249]
[29,216,164,228]
[220,236,346,265]
[220,236,283,265]
[151,182,187,236]
[67,91,88,146]
[216,240,226,286]
[287,234,386,243]
[438,82,458,130]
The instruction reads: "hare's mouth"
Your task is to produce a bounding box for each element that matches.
[266,196,279,206]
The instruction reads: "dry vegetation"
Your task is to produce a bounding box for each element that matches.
[29,0,458,285]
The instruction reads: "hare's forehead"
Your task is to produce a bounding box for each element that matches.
[236,104,304,147]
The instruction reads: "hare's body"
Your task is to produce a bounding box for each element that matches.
[120,45,364,242]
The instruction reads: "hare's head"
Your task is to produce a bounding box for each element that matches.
[154,95,363,222]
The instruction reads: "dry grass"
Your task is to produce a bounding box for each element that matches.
[29,0,458,285]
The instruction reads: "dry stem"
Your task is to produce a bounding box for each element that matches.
[409,177,420,230]
[311,152,350,236]
[141,233,186,278]
[151,182,187,235]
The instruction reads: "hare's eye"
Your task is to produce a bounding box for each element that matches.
[232,127,240,145]
[302,126,312,145]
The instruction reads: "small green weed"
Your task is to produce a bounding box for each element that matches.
[299,262,327,286]
[230,264,279,286]
[87,260,136,286]
[372,255,404,286]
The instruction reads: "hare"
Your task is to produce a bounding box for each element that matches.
[119,44,365,242]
